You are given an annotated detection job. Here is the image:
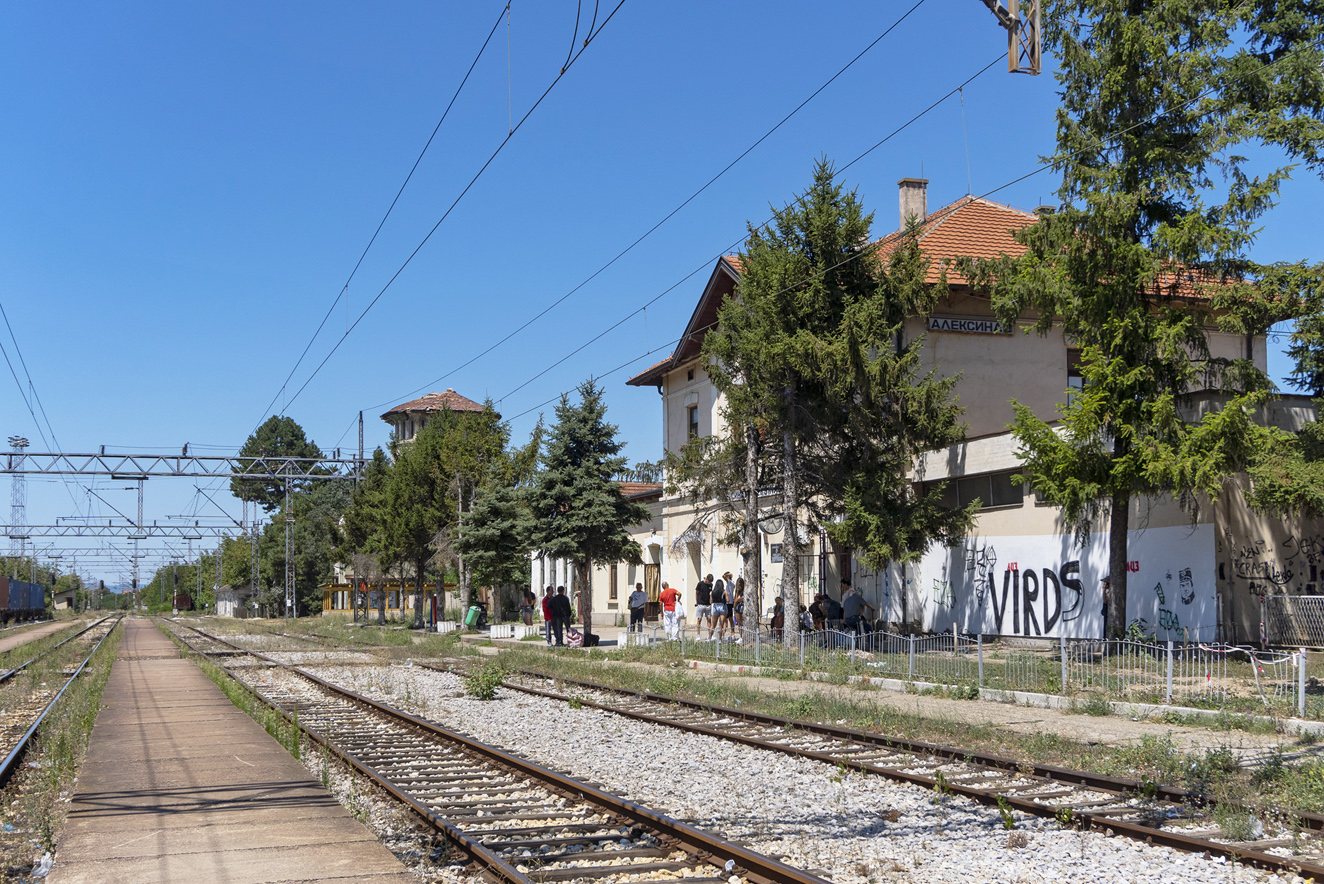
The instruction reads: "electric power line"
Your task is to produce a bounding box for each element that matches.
[274,0,630,418]
[253,4,511,433]
[498,35,1324,426]
[363,0,936,415]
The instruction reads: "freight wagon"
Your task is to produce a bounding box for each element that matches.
[0,577,48,623]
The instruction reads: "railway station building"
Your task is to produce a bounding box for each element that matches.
[619,178,1323,646]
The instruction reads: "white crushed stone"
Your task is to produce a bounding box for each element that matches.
[303,663,1303,884]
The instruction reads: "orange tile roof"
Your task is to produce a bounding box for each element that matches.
[626,356,673,387]
[381,389,487,420]
[617,481,663,499]
[876,196,1038,285]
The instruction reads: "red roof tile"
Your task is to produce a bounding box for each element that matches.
[626,356,674,387]
[876,196,1037,285]
[617,481,663,499]
[381,389,487,420]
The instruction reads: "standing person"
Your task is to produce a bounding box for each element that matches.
[521,588,535,626]
[841,579,873,635]
[770,597,785,639]
[823,591,844,630]
[659,581,680,640]
[731,577,745,638]
[694,574,714,640]
[711,573,729,641]
[628,582,648,633]
[551,586,573,646]
[541,586,554,645]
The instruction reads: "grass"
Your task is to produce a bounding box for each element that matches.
[490,642,1324,822]
[0,619,121,871]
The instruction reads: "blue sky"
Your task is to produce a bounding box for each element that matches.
[3,2,1320,586]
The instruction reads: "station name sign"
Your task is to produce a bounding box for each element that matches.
[927,315,1010,335]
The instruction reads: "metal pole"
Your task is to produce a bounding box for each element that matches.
[1166,639,1174,704]
[1060,634,1068,695]
[978,633,984,687]
[284,480,294,621]
[1300,649,1308,718]
[909,635,916,679]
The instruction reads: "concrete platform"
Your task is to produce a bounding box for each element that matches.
[50,619,416,884]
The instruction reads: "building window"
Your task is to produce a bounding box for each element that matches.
[1067,349,1084,404]
[927,470,1024,510]
[610,564,618,600]
[687,368,695,381]
[687,405,699,439]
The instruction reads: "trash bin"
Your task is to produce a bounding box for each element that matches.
[464,605,481,627]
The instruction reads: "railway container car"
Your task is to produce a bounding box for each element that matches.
[2,579,47,623]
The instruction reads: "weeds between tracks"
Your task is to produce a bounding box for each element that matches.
[0,621,121,879]
[492,644,1324,822]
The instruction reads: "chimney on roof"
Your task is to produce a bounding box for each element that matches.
[899,177,928,228]
[1034,205,1056,216]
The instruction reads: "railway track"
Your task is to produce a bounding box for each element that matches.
[162,621,832,884]
[0,614,122,787]
[185,622,1324,879]
[461,664,1323,879]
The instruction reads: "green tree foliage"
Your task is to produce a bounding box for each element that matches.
[962,0,1324,635]
[429,401,510,616]
[684,159,972,635]
[231,415,326,513]
[383,420,454,627]
[457,421,542,600]
[530,380,652,628]
[334,447,393,621]
[260,478,352,616]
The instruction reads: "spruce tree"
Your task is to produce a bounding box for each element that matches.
[962,0,1324,635]
[530,380,652,630]
[696,159,973,640]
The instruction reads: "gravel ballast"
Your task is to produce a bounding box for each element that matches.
[288,661,1304,884]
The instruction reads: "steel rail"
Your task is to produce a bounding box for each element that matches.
[0,615,123,789]
[480,665,1324,878]
[201,626,1324,878]
[166,622,832,884]
[0,615,117,685]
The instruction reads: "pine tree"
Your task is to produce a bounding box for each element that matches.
[529,380,652,630]
[963,0,1324,635]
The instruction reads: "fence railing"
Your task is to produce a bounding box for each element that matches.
[634,624,1317,720]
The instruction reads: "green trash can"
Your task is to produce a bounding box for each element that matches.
[464,605,481,627]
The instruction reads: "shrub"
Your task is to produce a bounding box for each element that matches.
[464,663,506,701]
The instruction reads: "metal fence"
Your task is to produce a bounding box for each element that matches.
[1263,595,1324,648]
[631,624,1317,720]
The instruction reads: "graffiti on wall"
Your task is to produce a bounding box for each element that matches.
[909,524,1215,638]
[1224,532,1323,599]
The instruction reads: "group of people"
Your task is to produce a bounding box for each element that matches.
[769,579,875,639]
[527,576,875,645]
[537,585,575,646]
[692,571,744,640]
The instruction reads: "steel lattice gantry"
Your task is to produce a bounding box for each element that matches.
[4,523,234,539]
[0,451,361,480]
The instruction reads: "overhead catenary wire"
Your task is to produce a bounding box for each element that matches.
[365,0,935,415]
[275,0,630,418]
[498,34,1324,427]
[496,52,1005,403]
[253,4,511,434]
